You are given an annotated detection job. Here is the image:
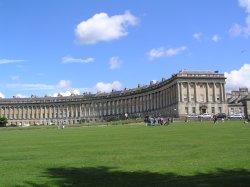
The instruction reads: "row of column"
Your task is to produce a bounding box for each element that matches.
[0,105,81,120]
[0,84,178,120]
[178,82,226,103]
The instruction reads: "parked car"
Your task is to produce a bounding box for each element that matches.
[198,113,212,119]
[187,114,199,119]
[215,113,227,119]
[229,113,244,120]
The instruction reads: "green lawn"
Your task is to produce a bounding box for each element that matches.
[0,121,250,187]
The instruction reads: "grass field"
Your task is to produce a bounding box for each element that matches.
[0,120,250,187]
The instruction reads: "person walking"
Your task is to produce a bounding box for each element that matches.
[213,115,218,124]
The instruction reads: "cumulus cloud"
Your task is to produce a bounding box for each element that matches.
[2,79,91,98]
[148,46,187,60]
[0,59,25,64]
[56,80,71,89]
[109,56,122,70]
[62,56,94,64]
[193,32,202,40]
[166,46,187,57]
[148,48,165,59]
[14,94,28,98]
[53,89,80,97]
[212,34,221,42]
[239,0,250,13]
[6,80,71,91]
[0,92,5,98]
[94,81,122,93]
[229,0,250,37]
[75,11,138,44]
[224,64,250,91]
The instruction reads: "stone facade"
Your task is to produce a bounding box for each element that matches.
[227,88,249,116]
[0,70,228,125]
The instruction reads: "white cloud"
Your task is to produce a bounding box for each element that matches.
[239,0,250,13]
[148,46,187,60]
[14,94,28,98]
[56,80,71,89]
[109,56,122,70]
[166,46,187,57]
[229,0,250,37]
[0,59,25,64]
[148,48,165,59]
[75,11,138,44]
[193,32,202,40]
[212,34,221,42]
[94,81,122,93]
[225,64,250,91]
[62,56,94,64]
[53,89,80,97]
[6,80,71,91]
[2,80,91,98]
[0,92,5,98]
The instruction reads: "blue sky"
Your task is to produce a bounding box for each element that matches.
[0,0,250,98]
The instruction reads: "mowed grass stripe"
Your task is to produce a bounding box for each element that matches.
[0,121,250,186]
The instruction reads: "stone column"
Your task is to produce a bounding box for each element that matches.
[179,83,183,102]
[206,83,209,103]
[187,82,190,102]
[153,93,156,109]
[220,83,224,102]
[22,106,24,119]
[213,83,216,102]
[158,91,160,108]
[194,83,198,102]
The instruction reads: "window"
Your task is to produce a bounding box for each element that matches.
[192,107,196,114]
[185,107,188,114]
[230,108,234,114]
[216,94,220,102]
[211,107,215,114]
[218,107,222,113]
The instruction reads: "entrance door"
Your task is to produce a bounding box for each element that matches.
[201,108,206,114]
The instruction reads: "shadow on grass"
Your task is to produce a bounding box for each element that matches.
[16,167,250,187]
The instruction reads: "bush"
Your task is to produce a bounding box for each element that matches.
[0,116,8,127]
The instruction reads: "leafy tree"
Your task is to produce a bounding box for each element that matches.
[0,116,8,126]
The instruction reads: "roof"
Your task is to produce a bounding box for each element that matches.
[178,70,219,75]
[238,94,250,102]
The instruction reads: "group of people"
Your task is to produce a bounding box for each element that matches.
[144,116,173,126]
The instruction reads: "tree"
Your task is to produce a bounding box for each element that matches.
[0,116,8,127]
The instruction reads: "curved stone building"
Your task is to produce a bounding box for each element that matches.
[0,70,227,126]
